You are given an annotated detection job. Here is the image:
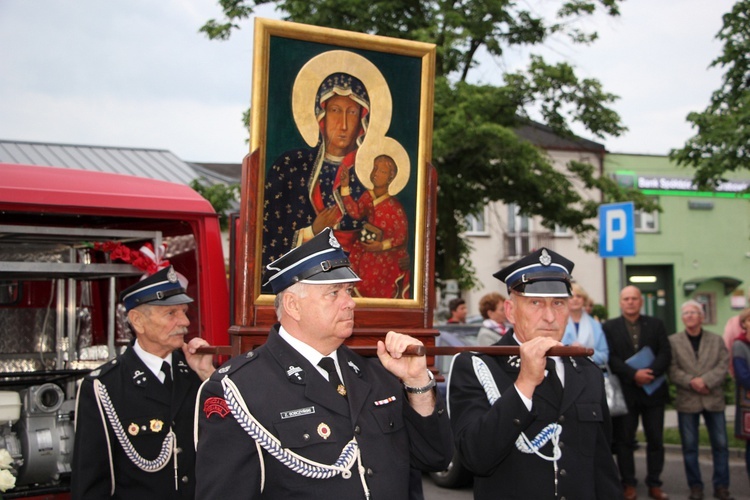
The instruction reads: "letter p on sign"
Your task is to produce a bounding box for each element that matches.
[598,202,635,258]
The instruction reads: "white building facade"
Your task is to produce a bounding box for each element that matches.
[458,123,608,319]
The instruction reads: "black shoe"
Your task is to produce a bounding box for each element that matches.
[713,486,733,500]
[688,485,703,500]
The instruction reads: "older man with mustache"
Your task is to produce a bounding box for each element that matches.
[72,265,215,499]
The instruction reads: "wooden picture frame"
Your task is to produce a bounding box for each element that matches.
[232,18,438,352]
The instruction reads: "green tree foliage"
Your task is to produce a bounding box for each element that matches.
[202,0,657,289]
[190,177,240,231]
[670,0,750,190]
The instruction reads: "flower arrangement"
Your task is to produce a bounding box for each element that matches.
[0,448,16,495]
[93,242,170,275]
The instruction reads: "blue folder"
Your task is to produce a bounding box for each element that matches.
[625,346,666,395]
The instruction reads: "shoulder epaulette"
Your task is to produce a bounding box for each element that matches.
[86,357,121,380]
[211,349,260,380]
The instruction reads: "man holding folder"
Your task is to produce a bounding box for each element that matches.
[604,286,672,500]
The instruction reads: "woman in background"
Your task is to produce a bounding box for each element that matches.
[562,283,609,366]
[476,292,509,346]
[731,307,750,481]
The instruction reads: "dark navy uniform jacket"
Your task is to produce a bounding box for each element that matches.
[71,346,201,499]
[448,331,621,499]
[196,326,453,499]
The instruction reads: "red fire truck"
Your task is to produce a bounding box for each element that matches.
[0,163,230,498]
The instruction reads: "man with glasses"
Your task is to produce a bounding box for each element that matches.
[669,300,733,500]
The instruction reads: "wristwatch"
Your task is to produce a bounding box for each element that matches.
[403,370,436,394]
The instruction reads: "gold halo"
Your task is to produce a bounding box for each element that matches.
[355,137,410,196]
[292,50,392,147]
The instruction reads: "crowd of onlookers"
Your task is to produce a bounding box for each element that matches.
[446,286,750,500]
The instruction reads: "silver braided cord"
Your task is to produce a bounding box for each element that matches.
[472,356,501,405]
[516,423,562,459]
[470,355,562,461]
[93,379,175,473]
[222,377,362,480]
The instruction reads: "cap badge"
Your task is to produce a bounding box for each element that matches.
[167,267,178,283]
[539,249,552,266]
[317,422,331,440]
[328,232,341,249]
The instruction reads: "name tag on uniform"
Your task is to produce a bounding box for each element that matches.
[280,406,316,419]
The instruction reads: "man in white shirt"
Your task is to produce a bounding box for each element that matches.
[448,247,620,499]
[71,265,215,499]
[196,227,453,499]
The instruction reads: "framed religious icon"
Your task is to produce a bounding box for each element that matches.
[243,18,437,313]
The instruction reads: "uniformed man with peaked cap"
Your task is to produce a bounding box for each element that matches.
[448,247,621,499]
[195,228,453,499]
[71,266,216,499]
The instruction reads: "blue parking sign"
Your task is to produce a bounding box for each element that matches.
[599,202,635,258]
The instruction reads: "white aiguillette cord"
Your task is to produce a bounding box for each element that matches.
[221,376,371,498]
[92,379,177,494]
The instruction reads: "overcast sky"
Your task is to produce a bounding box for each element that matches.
[0,0,736,163]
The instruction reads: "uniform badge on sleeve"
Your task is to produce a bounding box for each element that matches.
[204,396,230,419]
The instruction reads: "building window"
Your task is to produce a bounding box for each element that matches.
[554,224,572,237]
[506,203,531,257]
[693,292,716,325]
[635,198,659,233]
[465,210,487,236]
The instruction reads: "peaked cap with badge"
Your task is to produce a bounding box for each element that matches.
[448,247,623,499]
[493,247,574,298]
[120,265,193,312]
[264,227,360,294]
[196,229,454,498]
[71,264,203,499]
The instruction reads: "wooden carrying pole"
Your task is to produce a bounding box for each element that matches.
[196,345,593,358]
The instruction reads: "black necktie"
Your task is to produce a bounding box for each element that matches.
[161,361,173,391]
[546,358,563,398]
[318,357,347,397]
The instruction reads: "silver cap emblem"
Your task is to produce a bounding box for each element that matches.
[328,231,341,249]
[539,249,552,266]
[167,267,178,283]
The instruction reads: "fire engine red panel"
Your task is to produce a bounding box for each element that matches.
[0,163,214,216]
